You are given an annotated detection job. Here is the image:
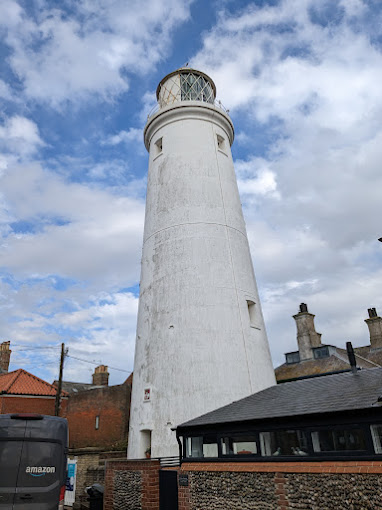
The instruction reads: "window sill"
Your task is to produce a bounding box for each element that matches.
[153,152,163,162]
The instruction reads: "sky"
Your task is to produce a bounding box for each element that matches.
[0,0,381,386]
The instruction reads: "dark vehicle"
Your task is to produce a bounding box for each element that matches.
[0,414,68,510]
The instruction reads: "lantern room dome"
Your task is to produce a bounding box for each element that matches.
[156,68,217,108]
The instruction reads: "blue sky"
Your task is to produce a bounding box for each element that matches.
[0,0,382,385]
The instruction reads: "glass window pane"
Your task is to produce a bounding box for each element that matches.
[260,430,308,456]
[202,435,218,457]
[371,425,382,454]
[311,429,366,452]
[186,436,203,458]
[186,435,218,458]
[221,435,257,455]
[180,73,214,104]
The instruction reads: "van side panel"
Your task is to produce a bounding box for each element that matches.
[0,415,68,510]
[0,419,26,510]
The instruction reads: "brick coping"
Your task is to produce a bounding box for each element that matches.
[181,461,382,474]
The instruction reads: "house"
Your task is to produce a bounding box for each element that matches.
[275,304,382,382]
[176,367,382,461]
[0,368,68,415]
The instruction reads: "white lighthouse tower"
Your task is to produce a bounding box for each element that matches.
[128,68,275,459]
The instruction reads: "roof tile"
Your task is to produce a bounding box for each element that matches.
[0,369,68,397]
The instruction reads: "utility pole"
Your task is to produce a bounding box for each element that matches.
[55,343,67,416]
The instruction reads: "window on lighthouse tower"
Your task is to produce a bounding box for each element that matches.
[154,137,163,156]
[247,300,257,327]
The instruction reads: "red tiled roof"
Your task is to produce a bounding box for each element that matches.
[0,369,68,397]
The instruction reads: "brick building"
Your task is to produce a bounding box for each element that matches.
[64,371,132,449]
[275,304,382,382]
[0,368,68,415]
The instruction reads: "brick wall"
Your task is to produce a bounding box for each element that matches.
[68,449,125,507]
[0,395,68,415]
[104,459,160,510]
[65,382,131,449]
[178,461,382,510]
[103,460,382,510]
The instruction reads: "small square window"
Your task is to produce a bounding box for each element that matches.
[247,300,257,327]
[286,351,300,364]
[217,134,225,150]
[154,137,163,156]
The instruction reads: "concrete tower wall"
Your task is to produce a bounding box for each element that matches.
[128,77,275,459]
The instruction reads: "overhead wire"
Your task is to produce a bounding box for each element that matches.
[66,354,131,373]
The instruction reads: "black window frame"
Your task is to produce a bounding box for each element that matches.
[181,415,382,462]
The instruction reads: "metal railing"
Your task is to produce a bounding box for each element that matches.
[147,99,230,121]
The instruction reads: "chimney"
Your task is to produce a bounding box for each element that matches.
[346,341,357,374]
[92,365,109,386]
[293,304,322,360]
[365,307,382,349]
[0,341,11,373]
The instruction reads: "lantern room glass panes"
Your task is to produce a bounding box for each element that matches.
[180,73,214,104]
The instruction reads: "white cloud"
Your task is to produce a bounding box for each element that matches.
[0,115,44,156]
[103,128,142,146]
[0,0,193,106]
[191,0,382,362]
[236,158,280,197]
[0,163,145,285]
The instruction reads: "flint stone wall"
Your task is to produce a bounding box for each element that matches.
[113,470,142,510]
[285,473,382,510]
[178,462,382,510]
[189,471,277,510]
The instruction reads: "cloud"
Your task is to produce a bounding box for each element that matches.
[0,115,44,156]
[236,158,280,198]
[0,163,145,284]
[0,0,193,106]
[0,157,144,384]
[103,128,142,146]
[190,0,382,362]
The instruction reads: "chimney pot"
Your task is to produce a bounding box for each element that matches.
[92,365,109,386]
[293,305,322,360]
[0,341,11,373]
[365,308,382,348]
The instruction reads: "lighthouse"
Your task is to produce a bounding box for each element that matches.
[128,68,275,459]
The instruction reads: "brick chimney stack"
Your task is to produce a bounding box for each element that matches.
[92,365,109,386]
[0,341,11,373]
[293,304,322,360]
[365,308,382,349]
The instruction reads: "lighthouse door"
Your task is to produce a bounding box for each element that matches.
[159,470,178,510]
